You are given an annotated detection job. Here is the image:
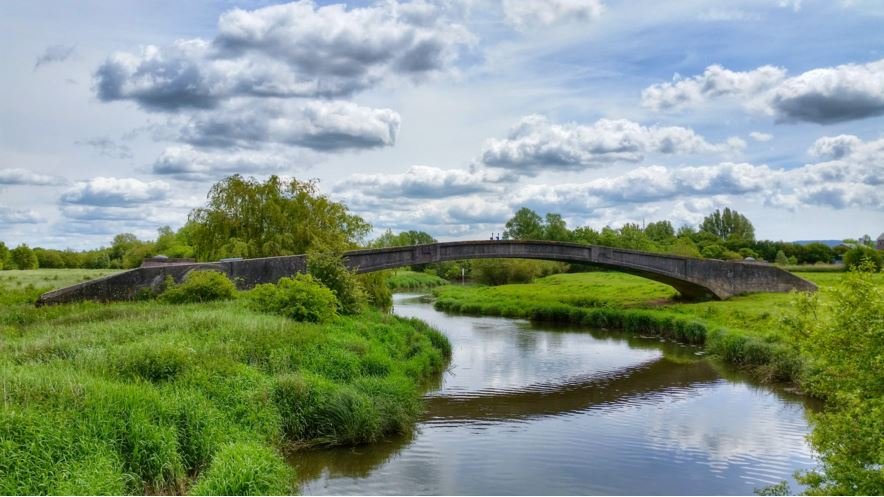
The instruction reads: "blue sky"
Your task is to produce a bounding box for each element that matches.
[1,0,882,249]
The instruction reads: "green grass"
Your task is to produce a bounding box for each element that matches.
[0,268,121,290]
[386,270,449,291]
[0,272,451,495]
[434,271,884,383]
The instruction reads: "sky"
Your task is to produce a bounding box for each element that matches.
[1,0,883,250]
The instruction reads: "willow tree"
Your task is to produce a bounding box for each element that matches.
[188,175,370,261]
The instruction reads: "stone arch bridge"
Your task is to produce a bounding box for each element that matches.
[37,240,816,305]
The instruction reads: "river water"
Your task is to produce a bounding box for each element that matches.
[295,293,819,495]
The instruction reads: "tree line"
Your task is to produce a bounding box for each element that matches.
[0,175,880,272]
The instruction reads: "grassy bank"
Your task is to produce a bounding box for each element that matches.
[386,270,449,291]
[0,271,450,495]
[433,271,882,384]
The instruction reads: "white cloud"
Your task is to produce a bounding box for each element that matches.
[0,205,43,224]
[502,0,604,30]
[749,131,773,142]
[60,177,171,206]
[94,1,474,111]
[479,115,743,174]
[642,59,884,124]
[641,64,786,112]
[778,0,802,12]
[177,99,400,151]
[808,134,862,159]
[0,168,66,186]
[151,145,317,181]
[334,165,514,199]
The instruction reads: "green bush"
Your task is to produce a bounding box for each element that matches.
[160,271,236,304]
[843,246,882,272]
[307,252,365,314]
[188,442,294,496]
[249,274,338,323]
[359,271,392,311]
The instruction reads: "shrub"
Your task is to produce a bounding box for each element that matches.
[471,258,565,286]
[188,442,294,496]
[701,244,724,259]
[307,252,365,314]
[249,274,338,323]
[843,246,882,272]
[359,271,392,312]
[160,271,236,304]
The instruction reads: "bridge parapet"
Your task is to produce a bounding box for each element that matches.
[37,240,816,305]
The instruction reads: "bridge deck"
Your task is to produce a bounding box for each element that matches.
[37,240,817,305]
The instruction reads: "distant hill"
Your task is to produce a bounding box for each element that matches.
[792,240,844,247]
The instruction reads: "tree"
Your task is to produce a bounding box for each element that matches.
[775,250,789,266]
[543,213,571,241]
[843,246,882,272]
[189,175,370,261]
[669,237,701,258]
[10,244,38,270]
[0,241,9,270]
[644,220,675,244]
[801,242,834,265]
[34,249,65,269]
[701,244,725,259]
[787,264,884,494]
[504,207,544,240]
[699,208,755,243]
[370,229,435,248]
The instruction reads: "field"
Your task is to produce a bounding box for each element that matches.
[0,270,450,495]
[0,268,120,292]
[434,270,884,383]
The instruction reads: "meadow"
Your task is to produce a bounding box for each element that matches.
[0,270,450,495]
[434,270,883,383]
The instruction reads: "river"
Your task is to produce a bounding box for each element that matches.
[294,293,819,495]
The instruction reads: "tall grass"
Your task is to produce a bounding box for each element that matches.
[0,279,451,495]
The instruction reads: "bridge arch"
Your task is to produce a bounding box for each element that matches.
[37,240,816,305]
[341,241,816,300]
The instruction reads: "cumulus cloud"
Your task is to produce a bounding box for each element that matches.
[502,0,604,30]
[643,59,884,124]
[511,162,776,213]
[641,64,786,112]
[749,131,773,142]
[177,99,400,151]
[94,1,473,111]
[335,165,514,199]
[508,136,883,215]
[34,44,76,70]
[808,134,862,159]
[479,115,742,174]
[766,59,884,123]
[0,168,66,186]
[0,205,43,224]
[60,177,171,207]
[150,145,316,181]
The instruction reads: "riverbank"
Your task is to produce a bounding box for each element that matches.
[0,271,450,495]
[386,270,449,291]
[433,271,882,384]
